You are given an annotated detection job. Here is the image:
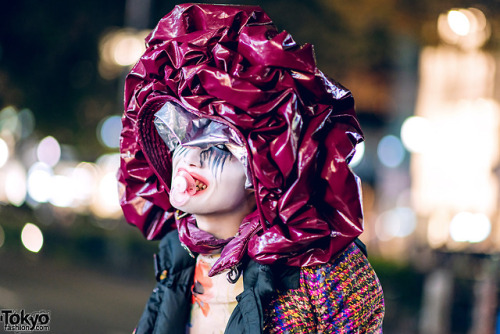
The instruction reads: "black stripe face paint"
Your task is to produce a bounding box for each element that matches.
[173,145,233,178]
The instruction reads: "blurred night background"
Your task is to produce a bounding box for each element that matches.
[1,0,500,333]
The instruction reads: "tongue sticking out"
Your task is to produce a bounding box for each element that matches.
[170,170,197,206]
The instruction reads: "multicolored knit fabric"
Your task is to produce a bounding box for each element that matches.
[264,243,384,333]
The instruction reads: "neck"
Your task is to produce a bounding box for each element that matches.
[194,194,256,239]
[194,210,247,239]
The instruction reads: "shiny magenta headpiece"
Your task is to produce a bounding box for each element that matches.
[118,4,364,273]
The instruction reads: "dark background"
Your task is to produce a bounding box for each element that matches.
[1,1,500,333]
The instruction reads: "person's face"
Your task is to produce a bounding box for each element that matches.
[170,144,253,217]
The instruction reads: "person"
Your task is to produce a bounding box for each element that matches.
[118,4,384,333]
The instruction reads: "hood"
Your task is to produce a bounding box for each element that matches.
[118,4,364,275]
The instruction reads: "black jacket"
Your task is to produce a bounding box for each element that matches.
[134,230,301,334]
[134,230,367,334]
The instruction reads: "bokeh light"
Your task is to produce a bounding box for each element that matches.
[427,210,451,248]
[0,137,8,167]
[377,135,405,168]
[437,8,490,49]
[375,207,417,241]
[89,153,122,219]
[447,10,470,36]
[112,35,144,66]
[98,115,122,149]
[21,223,44,253]
[90,172,122,219]
[17,108,35,139]
[4,160,26,206]
[37,136,61,167]
[449,211,491,243]
[70,162,98,208]
[0,106,19,135]
[27,162,53,203]
[98,28,149,79]
[49,175,75,208]
[401,116,432,153]
[349,141,365,167]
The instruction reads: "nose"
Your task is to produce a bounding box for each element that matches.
[182,147,202,168]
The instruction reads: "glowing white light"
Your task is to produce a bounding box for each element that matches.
[349,142,365,167]
[112,35,144,66]
[37,136,61,167]
[401,116,432,153]
[96,153,120,172]
[90,171,122,219]
[98,115,122,149]
[449,212,491,243]
[438,8,490,49]
[448,10,470,36]
[21,223,44,253]
[0,225,4,248]
[71,162,98,205]
[375,207,417,241]
[99,172,120,207]
[0,138,8,168]
[5,162,26,206]
[49,175,74,207]
[427,210,451,248]
[27,162,53,203]
[377,135,405,168]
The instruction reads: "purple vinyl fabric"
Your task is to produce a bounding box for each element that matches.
[118,4,365,276]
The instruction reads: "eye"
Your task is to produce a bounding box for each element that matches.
[214,143,230,152]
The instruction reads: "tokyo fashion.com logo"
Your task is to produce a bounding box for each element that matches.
[0,309,50,332]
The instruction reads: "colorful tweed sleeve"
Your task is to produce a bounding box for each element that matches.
[264,243,385,333]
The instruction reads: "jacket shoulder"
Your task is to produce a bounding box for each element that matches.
[264,243,385,333]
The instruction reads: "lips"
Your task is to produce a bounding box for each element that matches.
[170,169,209,206]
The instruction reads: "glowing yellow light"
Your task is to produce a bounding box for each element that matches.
[90,171,122,219]
[0,138,8,168]
[71,162,98,206]
[447,10,470,36]
[427,210,451,249]
[437,8,490,49]
[21,223,44,253]
[98,29,149,79]
[112,35,144,66]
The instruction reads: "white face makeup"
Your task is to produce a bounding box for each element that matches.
[154,102,253,189]
[170,143,254,220]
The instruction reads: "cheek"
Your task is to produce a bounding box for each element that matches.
[218,163,247,190]
[171,157,180,177]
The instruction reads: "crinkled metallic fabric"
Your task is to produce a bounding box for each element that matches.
[118,4,365,275]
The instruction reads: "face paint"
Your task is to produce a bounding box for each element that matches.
[174,144,233,178]
[170,144,252,218]
[154,101,253,188]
